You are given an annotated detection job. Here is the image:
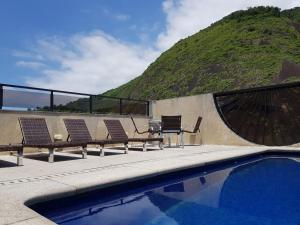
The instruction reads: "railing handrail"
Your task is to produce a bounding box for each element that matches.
[0,83,150,116]
[0,83,149,102]
[213,81,300,97]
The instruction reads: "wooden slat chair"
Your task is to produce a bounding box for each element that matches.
[182,116,202,146]
[130,116,160,136]
[0,144,24,166]
[130,116,149,135]
[160,115,184,148]
[182,116,202,134]
[19,117,87,163]
[64,119,129,156]
[104,119,163,152]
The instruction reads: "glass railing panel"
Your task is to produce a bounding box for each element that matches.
[121,100,148,116]
[53,93,90,113]
[2,87,50,111]
[92,96,120,114]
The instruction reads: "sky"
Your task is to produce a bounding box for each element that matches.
[0,0,299,94]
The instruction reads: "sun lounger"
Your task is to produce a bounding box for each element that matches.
[19,117,87,163]
[104,119,163,151]
[64,119,129,156]
[0,144,24,166]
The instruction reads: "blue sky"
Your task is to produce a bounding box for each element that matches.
[0,0,298,94]
[0,0,164,86]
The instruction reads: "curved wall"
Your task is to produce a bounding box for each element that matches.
[151,94,256,146]
[214,82,300,146]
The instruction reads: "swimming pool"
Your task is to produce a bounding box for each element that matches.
[31,154,300,225]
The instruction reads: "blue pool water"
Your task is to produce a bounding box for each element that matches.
[31,156,300,225]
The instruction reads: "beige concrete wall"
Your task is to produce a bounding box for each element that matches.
[151,94,257,146]
[2,92,296,150]
[0,111,149,152]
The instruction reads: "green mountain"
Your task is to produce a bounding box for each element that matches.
[104,6,300,100]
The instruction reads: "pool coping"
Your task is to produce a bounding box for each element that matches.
[1,146,300,225]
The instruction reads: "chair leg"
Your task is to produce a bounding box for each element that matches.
[160,132,163,138]
[180,132,184,149]
[168,134,171,147]
[99,145,105,157]
[142,142,146,152]
[124,143,129,154]
[17,148,24,166]
[160,132,165,149]
[48,148,54,163]
[82,146,87,159]
[159,141,164,150]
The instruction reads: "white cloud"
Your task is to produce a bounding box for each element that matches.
[115,13,130,21]
[102,8,131,21]
[156,0,299,50]
[15,0,299,94]
[12,50,44,61]
[23,31,159,93]
[16,61,46,70]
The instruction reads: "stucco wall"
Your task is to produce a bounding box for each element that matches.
[151,94,257,146]
[0,92,275,152]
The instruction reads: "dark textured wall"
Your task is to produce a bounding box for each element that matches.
[214,82,300,146]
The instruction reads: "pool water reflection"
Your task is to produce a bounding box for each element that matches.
[32,157,300,225]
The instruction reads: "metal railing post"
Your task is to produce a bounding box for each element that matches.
[0,85,3,110]
[120,99,123,115]
[147,101,150,116]
[89,96,93,113]
[50,91,54,111]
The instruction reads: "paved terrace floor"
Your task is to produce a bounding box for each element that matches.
[0,145,300,225]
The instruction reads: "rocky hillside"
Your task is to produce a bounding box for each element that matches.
[104,6,300,100]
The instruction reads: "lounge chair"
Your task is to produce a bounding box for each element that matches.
[182,116,202,134]
[130,116,150,135]
[0,144,24,166]
[130,116,160,135]
[19,117,87,163]
[160,115,184,148]
[64,118,129,156]
[104,119,163,151]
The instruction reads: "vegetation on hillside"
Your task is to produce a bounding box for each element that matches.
[104,6,300,100]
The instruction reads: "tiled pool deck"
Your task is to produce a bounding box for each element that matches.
[0,145,299,225]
